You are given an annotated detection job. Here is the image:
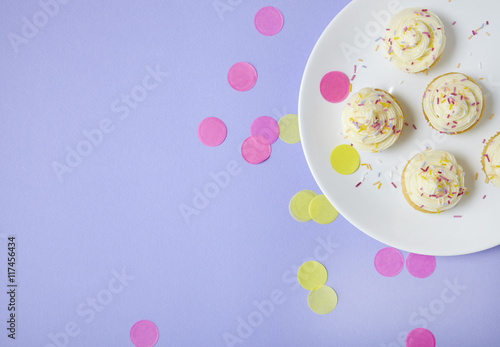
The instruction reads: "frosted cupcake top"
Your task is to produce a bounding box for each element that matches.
[342,88,404,152]
[383,8,446,73]
[403,150,466,213]
[483,132,500,188]
[422,73,484,134]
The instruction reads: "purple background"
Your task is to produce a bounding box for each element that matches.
[0,0,499,346]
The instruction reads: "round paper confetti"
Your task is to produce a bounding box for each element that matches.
[289,190,318,222]
[228,62,257,92]
[307,285,338,315]
[320,71,350,103]
[254,6,284,36]
[241,135,271,164]
[197,117,227,147]
[130,320,159,347]
[406,253,436,279]
[406,328,436,347]
[250,116,280,144]
[330,144,360,175]
[278,113,300,144]
[297,261,328,290]
[374,247,404,277]
[309,194,339,224]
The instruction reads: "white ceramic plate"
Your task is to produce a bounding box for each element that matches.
[299,0,499,256]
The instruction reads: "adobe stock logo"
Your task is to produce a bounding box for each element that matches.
[179,160,242,224]
[380,277,466,347]
[44,268,134,347]
[51,65,169,182]
[213,0,244,21]
[223,235,340,346]
[7,0,72,54]
[340,0,403,63]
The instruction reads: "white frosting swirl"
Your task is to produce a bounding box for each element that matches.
[483,132,500,188]
[403,150,466,213]
[423,73,484,134]
[383,8,446,73]
[342,88,404,152]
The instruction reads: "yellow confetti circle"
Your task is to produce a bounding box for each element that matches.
[330,144,360,175]
[309,194,339,225]
[289,190,317,222]
[307,285,338,315]
[297,261,328,290]
[278,114,301,144]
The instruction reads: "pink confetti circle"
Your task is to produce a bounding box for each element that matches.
[254,6,284,36]
[406,253,436,279]
[374,247,404,277]
[197,117,227,147]
[406,328,436,347]
[320,71,350,103]
[250,116,280,144]
[241,135,271,164]
[228,62,257,92]
[130,320,159,347]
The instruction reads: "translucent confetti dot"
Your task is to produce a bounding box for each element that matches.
[406,328,436,347]
[320,71,350,103]
[406,253,436,279]
[297,261,328,290]
[197,117,227,147]
[330,144,360,175]
[250,116,280,144]
[130,320,159,347]
[309,194,339,224]
[278,113,300,144]
[254,6,284,36]
[228,62,257,92]
[307,285,338,315]
[289,190,317,222]
[241,135,271,164]
[374,247,404,277]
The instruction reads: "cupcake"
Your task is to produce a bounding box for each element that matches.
[422,73,484,134]
[482,132,500,188]
[342,87,404,152]
[401,149,466,213]
[383,8,446,73]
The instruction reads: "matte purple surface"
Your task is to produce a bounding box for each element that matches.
[1,1,500,346]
